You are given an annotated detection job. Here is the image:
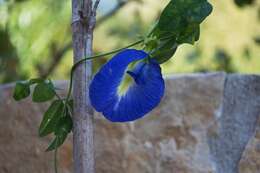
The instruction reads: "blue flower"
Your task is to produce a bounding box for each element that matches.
[89,49,165,122]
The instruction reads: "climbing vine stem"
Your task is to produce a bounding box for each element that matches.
[64,34,178,106]
[64,39,144,106]
[54,138,59,173]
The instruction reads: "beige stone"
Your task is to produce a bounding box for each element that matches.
[0,73,259,173]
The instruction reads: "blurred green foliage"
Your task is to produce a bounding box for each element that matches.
[234,0,255,7]
[0,0,260,84]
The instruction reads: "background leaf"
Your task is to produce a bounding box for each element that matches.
[54,114,73,136]
[32,81,55,102]
[46,136,64,152]
[13,82,30,101]
[39,100,64,137]
[234,0,255,7]
[46,114,72,151]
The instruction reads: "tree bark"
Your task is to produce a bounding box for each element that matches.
[71,0,99,173]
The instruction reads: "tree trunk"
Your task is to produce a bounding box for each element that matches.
[71,0,99,173]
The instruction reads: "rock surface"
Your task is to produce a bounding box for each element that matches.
[0,73,259,173]
[207,74,260,173]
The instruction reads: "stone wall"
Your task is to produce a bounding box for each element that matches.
[0,73,259,173]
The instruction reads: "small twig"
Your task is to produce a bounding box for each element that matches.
[65,39,144,102]
[88,0,100,31]
[92,0,100,13]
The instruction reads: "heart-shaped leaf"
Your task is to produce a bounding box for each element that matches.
[13,82,30,101]
[46,114,73,151]
[147,0,213,63]
[33,82,55,102]
[39,100,64,137]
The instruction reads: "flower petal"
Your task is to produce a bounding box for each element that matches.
[89,49,165,122]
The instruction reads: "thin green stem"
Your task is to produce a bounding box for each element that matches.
[72,39,144,73]
[64,39,144,104]
[50,34,175,173]
[54,140,59,173]
[64,34,175,105]
[146,21,158,37]
[54,91,62,101]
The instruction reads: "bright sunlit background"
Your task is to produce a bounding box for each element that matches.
[0,0,260,84]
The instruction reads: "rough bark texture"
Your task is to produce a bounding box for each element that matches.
[71,0,97,173]
[0,73,260,173]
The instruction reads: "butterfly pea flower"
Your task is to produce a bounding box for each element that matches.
[89,49,165,122]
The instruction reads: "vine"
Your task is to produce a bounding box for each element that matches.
[12,0,213,172]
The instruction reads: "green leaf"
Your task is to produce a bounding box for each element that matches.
[67,99,73,114]
[39,100,64,137]
[46,136,65,152]
[32,81,55,102]
[234,0,255,7]
[46,115,73,151]
[147,0,212,63]
[177,24,200,44]
[151,37,178,64]
[13,82,30,101]
[55,115,73,136]
[156,0,212,35]
[254,36,260,45]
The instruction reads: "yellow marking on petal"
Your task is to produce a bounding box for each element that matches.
[117,72,134,96]
[117,62,137,96]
